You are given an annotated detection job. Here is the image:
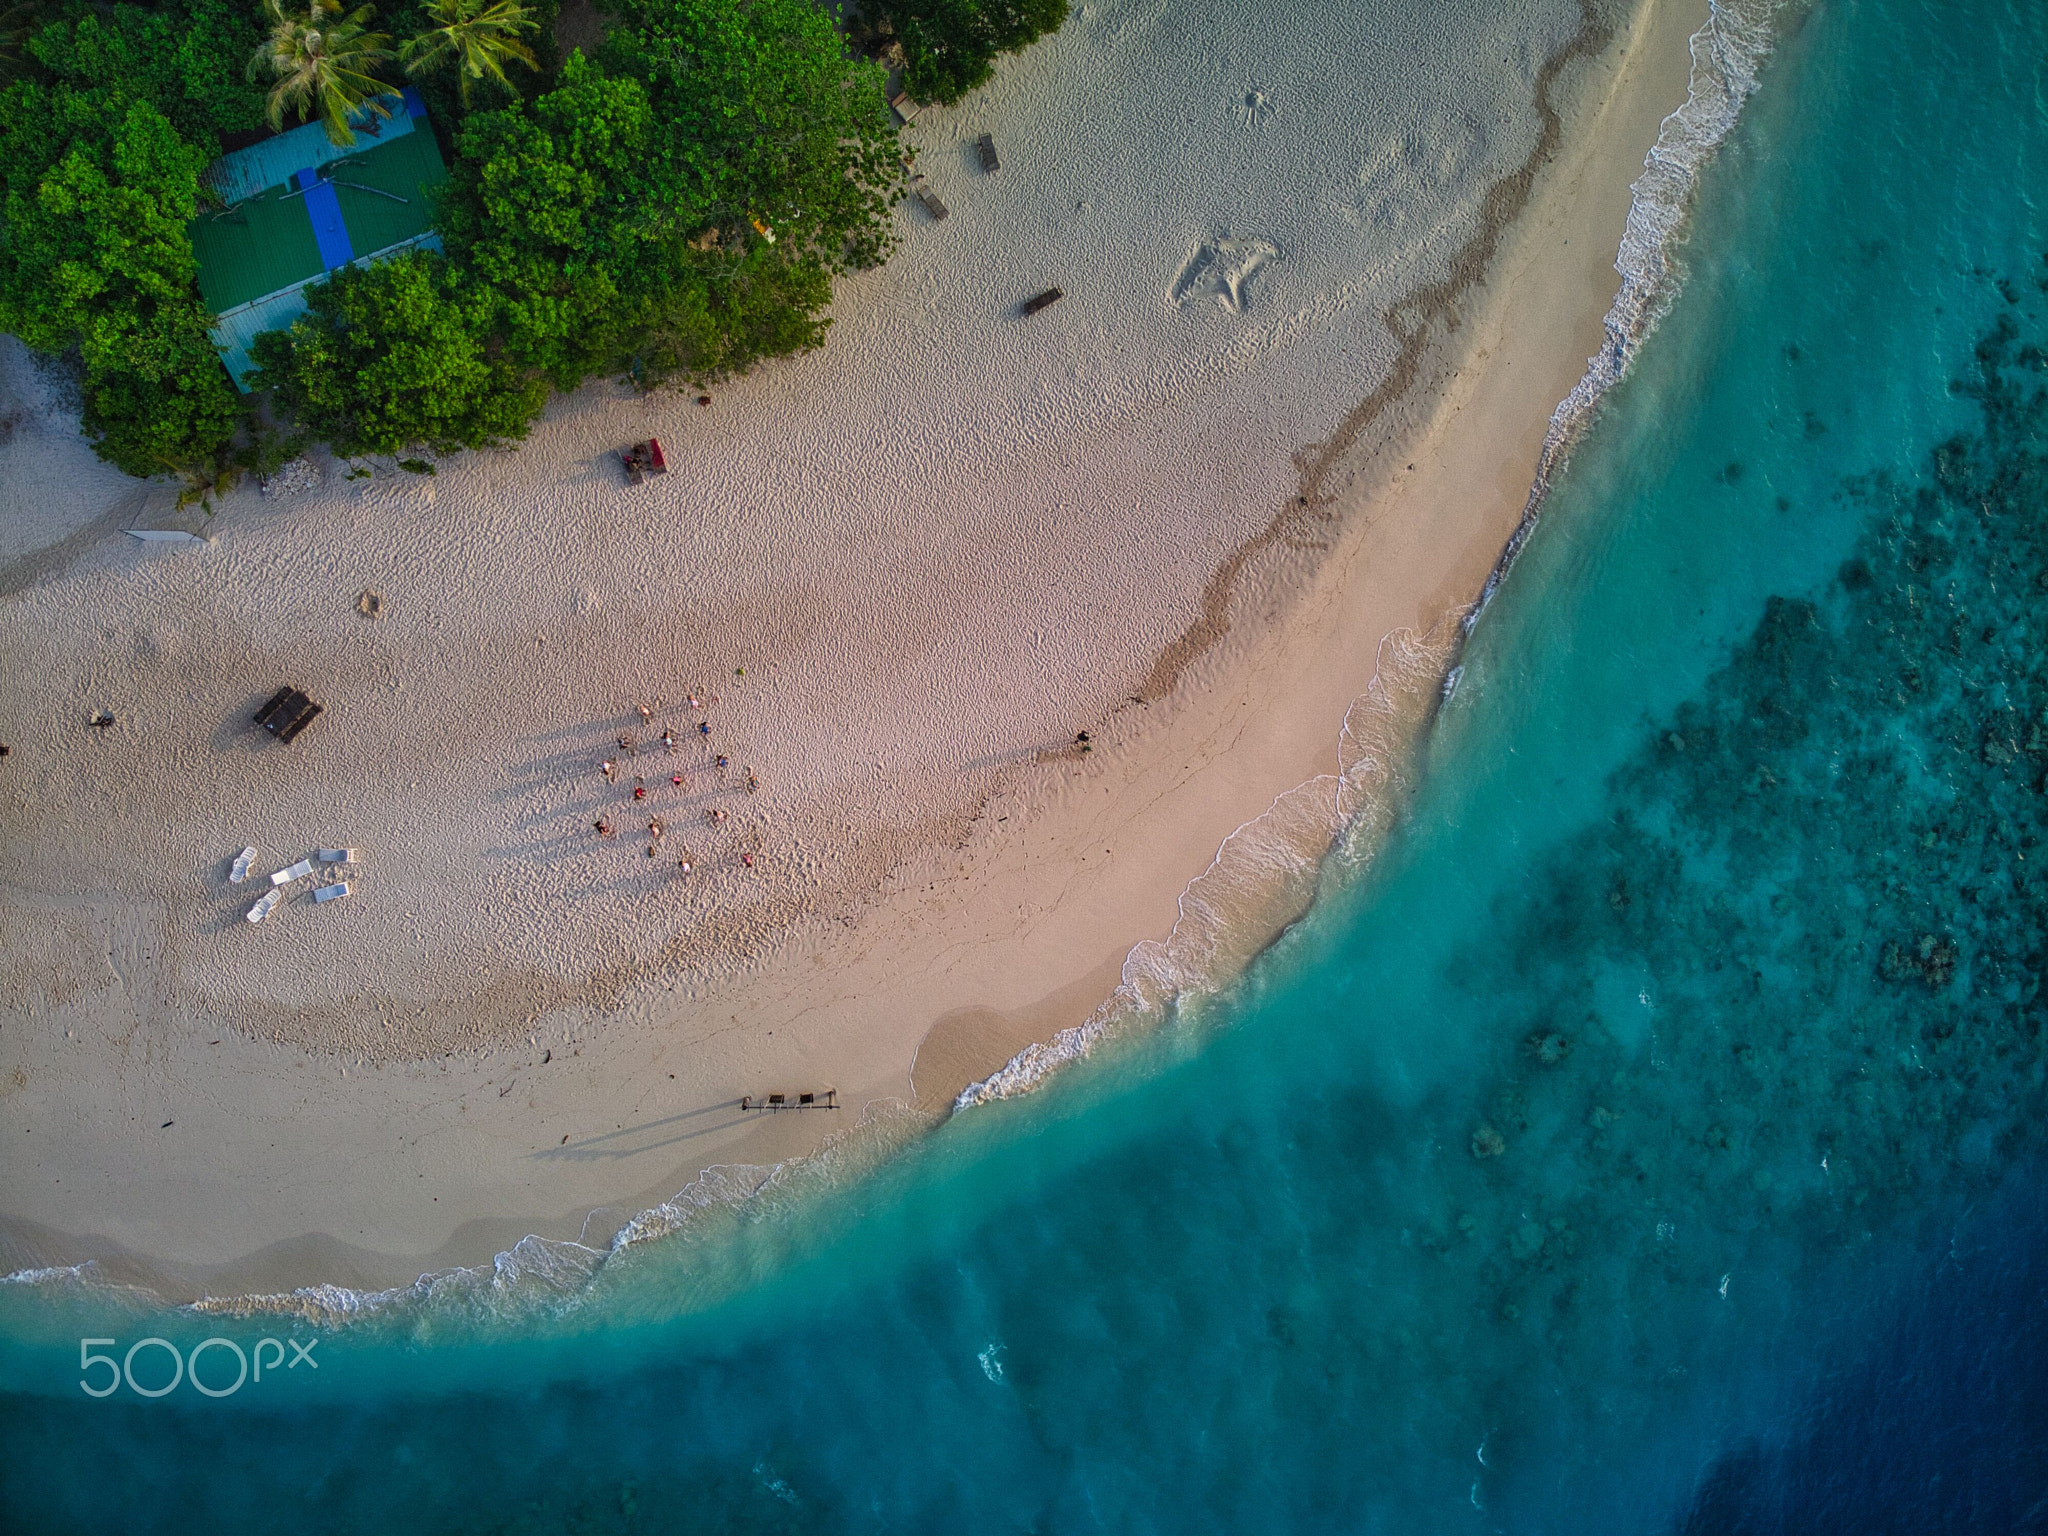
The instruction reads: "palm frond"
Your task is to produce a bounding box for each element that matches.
[249,0,396,144]
[400,0,537,106]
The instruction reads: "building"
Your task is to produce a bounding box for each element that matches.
[188,90,448,391]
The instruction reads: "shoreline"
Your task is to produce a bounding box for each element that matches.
[0,0,1721,1302]
[957,0,1781,1114]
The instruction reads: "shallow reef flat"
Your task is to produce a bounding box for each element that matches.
[1306,295,2048,1473]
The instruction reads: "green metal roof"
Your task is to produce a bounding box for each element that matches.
[189,178,328,314]
[205,233,444,393]
[325,128,446,259]
[191,93,450,391]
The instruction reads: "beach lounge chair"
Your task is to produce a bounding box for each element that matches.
[254,686,322,742]
[1020,287,1064,317]
[246,889,281,924]
[913,182,949,220]
[271,858,314,887]
[313,881,351,903]
[316,848,360,864]
[889,92,919,125]
[976,133,999,173]
[230,847,257,884]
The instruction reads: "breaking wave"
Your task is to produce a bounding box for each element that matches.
[957,0,1790,1110]
[955,620,1450,1108]
[169,1101,927,1338]
[1471,0,1784,627]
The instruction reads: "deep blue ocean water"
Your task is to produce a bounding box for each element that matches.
[3,0,2046,1530]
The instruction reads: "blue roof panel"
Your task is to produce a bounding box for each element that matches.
[298,171,356,268]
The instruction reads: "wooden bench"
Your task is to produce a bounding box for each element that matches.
[253,686,322,743]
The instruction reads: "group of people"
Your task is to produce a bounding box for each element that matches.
[589,699,759,875]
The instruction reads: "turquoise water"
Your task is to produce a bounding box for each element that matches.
[4,0,2047,1528]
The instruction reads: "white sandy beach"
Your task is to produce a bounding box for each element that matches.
[0,0,1711,1295]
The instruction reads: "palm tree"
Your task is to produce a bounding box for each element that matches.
[248,0,397,147]
[399,0,538,108]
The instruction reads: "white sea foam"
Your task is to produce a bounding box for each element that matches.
[0,1261,101,1286]
[0,1258,170,1317]
[1470,0,1785,628]
[954,622,1450,1110]
[174,1103,923,1334]
[957,0,1790,1113]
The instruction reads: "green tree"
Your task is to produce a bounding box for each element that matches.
[607,0,901,270]
[872,0,1067,106]
[0,84,243,477]
[247,0,397,146]
[249,251,546,454]
[437,56,657,384]
[11,0,265,142]
[400,0,538,107]
[439,18,895,391]
[626,239,831,386]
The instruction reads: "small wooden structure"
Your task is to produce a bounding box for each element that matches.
[622,438,668,486]
[1019,287,1064,317]
[975,133,999,173]
[254,686,322,743]
[739,1089,839,1113]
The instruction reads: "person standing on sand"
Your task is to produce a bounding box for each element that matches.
[601,759,616,783]
[594,818,613,837]
[662,730,675,752]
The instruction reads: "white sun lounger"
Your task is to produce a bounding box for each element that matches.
[246,889,281,923]
[313,881,351,904]
[230,847,257,884]
[270,858,314,887]
[315,848,359,864]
